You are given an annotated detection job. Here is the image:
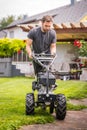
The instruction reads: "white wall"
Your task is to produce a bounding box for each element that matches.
[52,44,77,71]
[6,21,40,39]
[7,27,28,39]
[56,44,76,62]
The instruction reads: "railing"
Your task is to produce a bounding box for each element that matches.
[12,50,29,62]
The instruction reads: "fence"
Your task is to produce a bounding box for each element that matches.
[12,50,29,62]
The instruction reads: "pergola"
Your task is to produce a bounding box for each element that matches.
[19,22,87,42]
[18,22,87,80]
[53,22,87,42]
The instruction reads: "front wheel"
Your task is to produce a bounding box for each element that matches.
[26,93,35,115]
[55,94,66,120]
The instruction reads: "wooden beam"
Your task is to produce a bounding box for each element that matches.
[55,27,87,33]
[80,22,85,28]
[61,23,67,28]
[17,24,34,32]
[70,23,76,28]
[28,25,33,29]
[53,23,60,29]
[17,25,30,32]
[57,38,87,42]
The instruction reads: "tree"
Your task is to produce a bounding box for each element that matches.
[0,15,15,30]
[0,14,28,30]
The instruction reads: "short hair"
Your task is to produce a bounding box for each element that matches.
[41,15,53,23]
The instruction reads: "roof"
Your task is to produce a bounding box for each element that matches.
[6,0,87,29]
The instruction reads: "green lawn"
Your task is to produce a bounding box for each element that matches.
[0,77,87,130]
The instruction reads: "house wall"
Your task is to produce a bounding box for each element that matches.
[6,27,28,39]
[52,44,77,71]
[0,58,12,77]
[6,21,40,39]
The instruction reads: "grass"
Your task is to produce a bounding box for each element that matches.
[0,77,87,130]
[67,103,87,110]
[55,80,87,99]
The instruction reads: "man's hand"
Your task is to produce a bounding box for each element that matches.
[29,52,33,59]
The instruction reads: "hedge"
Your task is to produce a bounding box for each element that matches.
[0,38,26,57]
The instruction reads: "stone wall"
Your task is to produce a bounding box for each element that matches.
[0,58,12,77]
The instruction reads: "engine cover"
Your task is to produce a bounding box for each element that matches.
[38,72,55,86]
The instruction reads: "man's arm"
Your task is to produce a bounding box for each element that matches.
[50,29,56,55]
[50,43,56,55]
[26,38,33,58]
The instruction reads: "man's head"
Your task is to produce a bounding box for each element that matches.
[41,15,53,32]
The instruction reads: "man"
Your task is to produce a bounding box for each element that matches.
[26,15,56,75]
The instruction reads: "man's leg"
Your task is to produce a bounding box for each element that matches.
[33,61,43,75]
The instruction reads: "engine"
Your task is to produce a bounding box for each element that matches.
[37,71,56,86]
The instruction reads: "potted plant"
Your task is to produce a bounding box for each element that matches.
[73,39,87,80]
[73,39,87,67]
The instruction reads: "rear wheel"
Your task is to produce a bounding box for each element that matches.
[55,94,66,120]
[26,93,35,115]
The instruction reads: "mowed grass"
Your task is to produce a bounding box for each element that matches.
[0,77,87,130]
[55,79,87,99]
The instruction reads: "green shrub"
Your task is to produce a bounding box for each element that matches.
[0,38,26,57]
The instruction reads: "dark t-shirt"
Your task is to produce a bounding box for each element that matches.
[27,27,56,54]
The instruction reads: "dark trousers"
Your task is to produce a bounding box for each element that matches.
[33,61,43,75]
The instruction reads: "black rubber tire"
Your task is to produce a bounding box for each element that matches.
[55,94,66,120]
[26,93,34,115]
[50,102,54,114]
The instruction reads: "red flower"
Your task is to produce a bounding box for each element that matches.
[79,63,84,68]
[74,40,82,48]
[18,50,21,54]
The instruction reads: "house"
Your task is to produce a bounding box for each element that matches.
[2,0,87,78]
[5,0,87,40]
[0,30,7,38]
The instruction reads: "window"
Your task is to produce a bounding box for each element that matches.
[10,31,14,38]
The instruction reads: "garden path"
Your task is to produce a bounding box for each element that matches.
[19,99,87,130]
